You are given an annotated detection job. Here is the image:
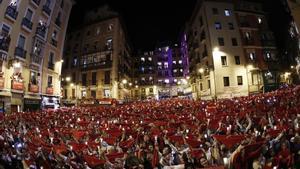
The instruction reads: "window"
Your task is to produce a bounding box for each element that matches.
[92,72,97,85]
[48,75,53,87]
[228,23,234,30]
[173,60,176,64]
[52,30,57,39]
[104,71,110,84]
[164,62,168,69]
[141,57,145,61]
[104,89,110,97]
[235,56,240,65]
[148,57,152,61]
[178,60,182,64]
[245,32,251,40]
[223,77,230,87]
[215,22,222,30]
[232,38,238,46]
[96,27,100,35]
[108,24,113,31]
[173,69,178,73]
[49,52,54,64]
[224,9,231,16]
[17,35,26,48]
[64,89,67,98]
[149,88,153,93]
[72,89,75,98]
[82,90,87,98]
[200,83,203,91]
[180,69,183,72]
[237,76,243,85]
[208,80,211,89]
[30,71,38,85]
[106,38,113,50]
[91,90,96,98]
[221,56,227,66]
[249,52,255,61]
[257,17,262,24]
[218,37,225,46]
[212,8,218,14]
[25,9,33,21]
[72,57,77,67]
[1,24,11,35]
[82,73,87,86]
[266,52,271,59]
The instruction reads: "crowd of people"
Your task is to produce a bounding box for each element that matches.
[0,85,300,169]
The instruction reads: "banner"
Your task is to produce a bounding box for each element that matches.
[12,81,24,90]
[29,84,39,93]
[46,87,54,95]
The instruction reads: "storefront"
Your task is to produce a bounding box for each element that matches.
[0,91,11,114]
[24,95,41,112]
[41,95,60,109]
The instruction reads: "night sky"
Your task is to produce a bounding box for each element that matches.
[69,0,291,52]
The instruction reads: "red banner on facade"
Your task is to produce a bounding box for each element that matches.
[46,87,54,95]
[0,77,4,89]
[29,84,39,93]
[12,81,24,90]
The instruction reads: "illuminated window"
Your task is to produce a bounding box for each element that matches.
[141,57,145,61]
[266,52,271,59]
[164,79,170,84]
[108,24,113,31]
[215,22,222,30]
[180,69,183,72]
[224,9,231,16]
[178,60,182,64]
[148,57,152,61]
[157,62,162,66]
[258,17,262,24]
[235,56,240,65]
[173,69,178,73]
[249,52,255,60]
[141,77,145,81]
[164,62,168,68]
[173,60,176,64]
[149,76,153,80]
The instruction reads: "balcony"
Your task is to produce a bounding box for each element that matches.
[14,47,27,59]
[31,0,41,6]
[36,25,47,39]
[48,62,54,70]
[28,84,39,93]
[11,80,24,91]
[46,87,54,95]
[0,34,11,53]
[21,18,33,30]
[81,60,112,70]
[42,5,51,16]
[30,53,42,65]
[5,5,18,21]
[51,38,58,47]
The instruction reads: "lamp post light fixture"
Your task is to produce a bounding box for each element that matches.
[198,68,204,74]
[122,79,128,84]
[66,77,71,82]
[129,82,132,86]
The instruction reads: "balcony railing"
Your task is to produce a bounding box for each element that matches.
[42,5,51,16]
[5,5,18,20]
[15,47,27,59]
[81,60,112,70]
[36,26,47,39]
[22,18,33,30]
[0,35,11,52]
[30,53,42,64]
[32,0,41,6]
[48,62,54,70]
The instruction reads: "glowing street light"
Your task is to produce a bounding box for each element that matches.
[122,79,128,84]
[70,83,74,87]
[198,68,204,73]
[129,82,132,86]
[135,85,139,88]
[66,77,71,82]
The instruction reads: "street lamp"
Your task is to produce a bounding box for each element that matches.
[122,79,128,84]
[66,77,71,82]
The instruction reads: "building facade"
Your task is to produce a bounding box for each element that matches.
[61,6,132,105]
[186,0,279,100]
[133,43,189,100]
[0,0,74,113]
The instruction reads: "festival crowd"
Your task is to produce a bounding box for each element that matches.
[0,85,300,169]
